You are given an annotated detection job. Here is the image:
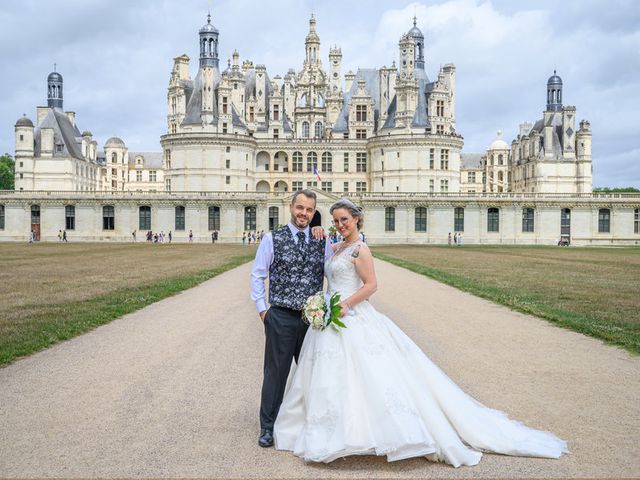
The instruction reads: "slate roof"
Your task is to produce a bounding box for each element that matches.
[129,152,163,168]
[460,153,484,169]
[34,108,84,160]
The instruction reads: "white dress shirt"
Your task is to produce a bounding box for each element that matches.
[250,222,334,313]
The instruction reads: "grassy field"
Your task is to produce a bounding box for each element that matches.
[372,245,640,355]
[0,243,254,366]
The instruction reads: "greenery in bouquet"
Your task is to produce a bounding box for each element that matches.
[302,292,347,331]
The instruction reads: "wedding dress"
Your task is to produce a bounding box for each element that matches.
[274,242,568,467]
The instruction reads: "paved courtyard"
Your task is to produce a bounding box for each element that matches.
[0,259,638,479]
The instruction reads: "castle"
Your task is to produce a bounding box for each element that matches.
[4,13,637,245]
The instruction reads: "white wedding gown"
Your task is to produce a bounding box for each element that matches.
[274,242,569,467]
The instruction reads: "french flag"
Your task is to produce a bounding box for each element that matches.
[313,164,322,182]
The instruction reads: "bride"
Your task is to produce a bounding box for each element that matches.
[273,198,569,467]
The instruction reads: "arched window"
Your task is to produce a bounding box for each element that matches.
[315,121,323,138]
[306,152,317,172]
[139,206,151,230]
[208,206,220,231]
[175,206,185,231]
[487,207,500,232]
[111,152,117,163]
[103,206,115,230]
[498,154,504,165]
[598,208,610,233]
[454,207,464,232]
[321,152,332,172]
[498,171,503,182]
[302,121,310,138]
[65,205,75,230]
[292,151,303,172]
[522,208,535,233]
[385,207,395,232]
[244,206,257,231]
[415,207,427,232]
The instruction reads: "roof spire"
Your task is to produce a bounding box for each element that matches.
[53,62,57,72]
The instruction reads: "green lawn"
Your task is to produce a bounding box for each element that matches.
[372,245,640,355]
[0,243,254,366]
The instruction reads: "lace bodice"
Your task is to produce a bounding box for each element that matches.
[325,242,364,298]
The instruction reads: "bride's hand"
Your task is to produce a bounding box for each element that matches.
[338,301,350,317]
[311,226,327,240]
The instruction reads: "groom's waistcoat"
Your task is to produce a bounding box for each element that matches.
[269,226,324,310]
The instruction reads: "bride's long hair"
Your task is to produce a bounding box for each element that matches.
[330,198,364,230]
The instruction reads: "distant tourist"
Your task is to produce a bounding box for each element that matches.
[242,232,246,246]
[168,230,173,243]
[458,233,463,246]
[189,229,193,243]
[454,233,458,245]
[132,230,136,242]
[58,230,62,242]
[213,230,219,243]
[448,232,452,246]
[29,230,35,243]
[62,230,68,242]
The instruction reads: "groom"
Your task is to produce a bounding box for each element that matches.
[250,190,332,447]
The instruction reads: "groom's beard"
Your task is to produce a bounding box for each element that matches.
[292,215,310,229]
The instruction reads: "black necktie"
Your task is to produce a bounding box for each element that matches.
[297,231,306,252]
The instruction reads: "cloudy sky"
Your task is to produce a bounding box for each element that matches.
[1,0,638,187]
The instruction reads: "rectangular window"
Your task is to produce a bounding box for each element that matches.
[226,146,231,153]
[415,207,427,232]
[635,208,639,234]
[226,176,230,185]
[356,152,367,172]
[488,207,500,232]
[356,105,367,122]
[273,128,279,139]
[343,181,349,193]
[222,123,228,134]
[136,171,142,182]
[343,132,349,139]
[440,179,449,192]
[273,104,279,121]
[436,100,444,117]
[65,205,75,230]
[226,159,230,169]
[522,208,535,233]
[306,181,317,188]
[222,97,228,114]
[436,124,444,134]
[208,206,220,231]
[467,172,476,183]
[249,106,255,122]
[103,206,114,230]
[321,181,332,192]
[139,206,151,230]
[454,207,464,232]
[356,129,367,139]
[440,149,449,170]
[598,209,610,233]
[343,152,349,172]
[356,181,367,193]
[20,134,24,141]
[321,153,332,172]
[0,205,4,230]
[429,149,435,169]
[244,206,257,231]
[429,179,434,193]
[175,206,186,231]
[292,181,303,191]
[385,207,395,232]
[149,171,157,182]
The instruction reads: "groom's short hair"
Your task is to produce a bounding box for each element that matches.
[291,189,317,207]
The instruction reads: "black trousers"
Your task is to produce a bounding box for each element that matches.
[260,305,309,430]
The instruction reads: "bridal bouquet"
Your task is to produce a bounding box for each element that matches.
[302,292,347,331]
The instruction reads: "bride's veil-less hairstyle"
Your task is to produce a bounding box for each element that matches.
[330,198,364,230]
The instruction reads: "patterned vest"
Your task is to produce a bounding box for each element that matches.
[269,226,325,310]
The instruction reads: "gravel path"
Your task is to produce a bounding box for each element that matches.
[1,259,638,479]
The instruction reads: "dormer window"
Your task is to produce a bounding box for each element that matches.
[356,105,367,122]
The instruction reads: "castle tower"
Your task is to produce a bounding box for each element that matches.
[47,68,63,109]
[199,13,220,68]
[407,16,425,70]
[546,70,563,112]
[305,14,321,66]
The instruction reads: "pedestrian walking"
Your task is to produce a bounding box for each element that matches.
[58,230,62,242]
[458,233,463,246]
[169,230,173,243]
[454,232,458,245]
[132,230,136,242]
[242,232,246,246]
[29,230,34,243]
[189,229,193,243]
[448,232,452,246]
[214,230,219,243]
[212,232,215,244]
[62,230,67,242]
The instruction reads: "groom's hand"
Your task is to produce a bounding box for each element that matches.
[259,310,267,322]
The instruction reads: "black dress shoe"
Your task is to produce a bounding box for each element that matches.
[258,428,274,448]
